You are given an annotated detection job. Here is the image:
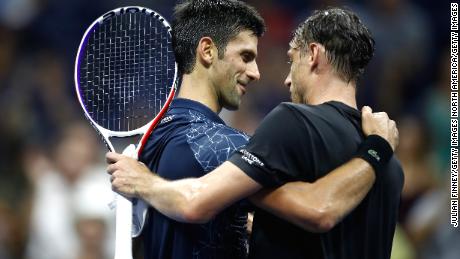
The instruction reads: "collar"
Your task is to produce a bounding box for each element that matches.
[169,98,226,124]
[325,101,361,119]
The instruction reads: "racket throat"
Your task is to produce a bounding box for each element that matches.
[109,135,143,153]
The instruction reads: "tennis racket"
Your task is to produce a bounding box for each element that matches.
[74,6,178,259]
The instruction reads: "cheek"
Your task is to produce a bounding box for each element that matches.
[292,63,306,88]
[214,62,231,84]
[231,59,246,75]
[291,67,299,87]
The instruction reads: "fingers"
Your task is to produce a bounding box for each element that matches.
[389,119,396,130]
[361,106,393,140]
[361,105,399,151]
[374,112,389,120]
[110,174,125,194]
[107,163,117,175]
[361,106,372,123]
[389,119,399,150]
[106,151,125,164]
[105,150,153,199]
[361,106,388,120]
[361,105,372,116]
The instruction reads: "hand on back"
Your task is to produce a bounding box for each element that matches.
[361,106,399,151]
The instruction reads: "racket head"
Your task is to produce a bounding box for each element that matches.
[74,6,178,152]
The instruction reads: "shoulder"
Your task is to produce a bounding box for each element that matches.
[252,103,312,137]
[140,111,194,168]
[270,102,359,133]
[275,102,338,119]
[186,110,249,146]
[147,108,249,172]
[263,102,321,122]
[185,110,249,171]
[142,112,205,178]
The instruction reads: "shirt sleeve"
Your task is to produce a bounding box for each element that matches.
[228,103,315,188]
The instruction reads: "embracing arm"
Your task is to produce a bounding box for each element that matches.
[106,156,262,223]
[249,106,398,233]
[107,106,398,228]
[141,162,262,223]
[250,158,374,232]
[107,151,375,228]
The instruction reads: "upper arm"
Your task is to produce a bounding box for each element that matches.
[228,104,315,187]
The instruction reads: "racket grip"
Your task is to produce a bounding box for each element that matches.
[114,194,134,259]
[121,144,149,237]
[113,144,137,259]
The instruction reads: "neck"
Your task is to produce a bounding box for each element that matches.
[305,75,357,109]
[177,72,222,113]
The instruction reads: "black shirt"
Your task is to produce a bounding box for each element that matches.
[229,101,404,259]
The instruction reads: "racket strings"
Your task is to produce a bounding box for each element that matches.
[80,11,175,132]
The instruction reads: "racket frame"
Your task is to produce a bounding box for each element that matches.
[74,6,178,259]
[74,6,178,157]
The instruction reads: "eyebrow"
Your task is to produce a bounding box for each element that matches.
[289,40,298,49]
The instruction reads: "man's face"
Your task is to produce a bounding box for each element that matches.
[211,30,260,110]
[284,44,309,104]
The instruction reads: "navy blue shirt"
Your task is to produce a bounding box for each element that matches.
[140,98,250,259]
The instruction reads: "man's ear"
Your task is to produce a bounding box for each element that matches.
[307,42,320,71]
[196,37,216,68]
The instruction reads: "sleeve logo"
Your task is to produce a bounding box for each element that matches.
[160,115,175,124]
[239,149,265,167]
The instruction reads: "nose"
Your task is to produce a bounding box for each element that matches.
[284,71,292,88]
[247,61,261,81]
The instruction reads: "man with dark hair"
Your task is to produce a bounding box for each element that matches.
[108,4,402,259]
[132,2,265,258]
[240,8,403,258]
[172,0,265,76]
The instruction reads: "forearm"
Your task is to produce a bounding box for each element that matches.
[138,175,211,223]
[250,158,375,232]
[138,162,262,224]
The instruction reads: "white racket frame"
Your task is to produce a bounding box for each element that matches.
[74,6,178,259]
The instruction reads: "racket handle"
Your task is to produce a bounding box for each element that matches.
[114,144,136,259]
[114,194,134,259]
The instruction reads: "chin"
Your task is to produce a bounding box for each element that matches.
[223,98,241,111]
[224,103,240,111]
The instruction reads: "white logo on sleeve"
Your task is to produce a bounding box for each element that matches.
[160,115,175,124]
[239,149,265,167]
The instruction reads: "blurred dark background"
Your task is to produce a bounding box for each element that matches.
[0,0,454,259]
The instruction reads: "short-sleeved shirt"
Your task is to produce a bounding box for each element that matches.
[229,101,404,259]
[140,98,250,259]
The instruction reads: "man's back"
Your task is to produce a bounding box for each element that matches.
[140,98,250,259]
[234,101,403,259]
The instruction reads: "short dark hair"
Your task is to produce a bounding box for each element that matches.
[292,7,375,82]
[172,0,265,74]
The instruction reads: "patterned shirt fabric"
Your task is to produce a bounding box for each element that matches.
[140,98,250,259]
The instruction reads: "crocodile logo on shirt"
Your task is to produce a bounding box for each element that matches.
[368,149,380,161]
